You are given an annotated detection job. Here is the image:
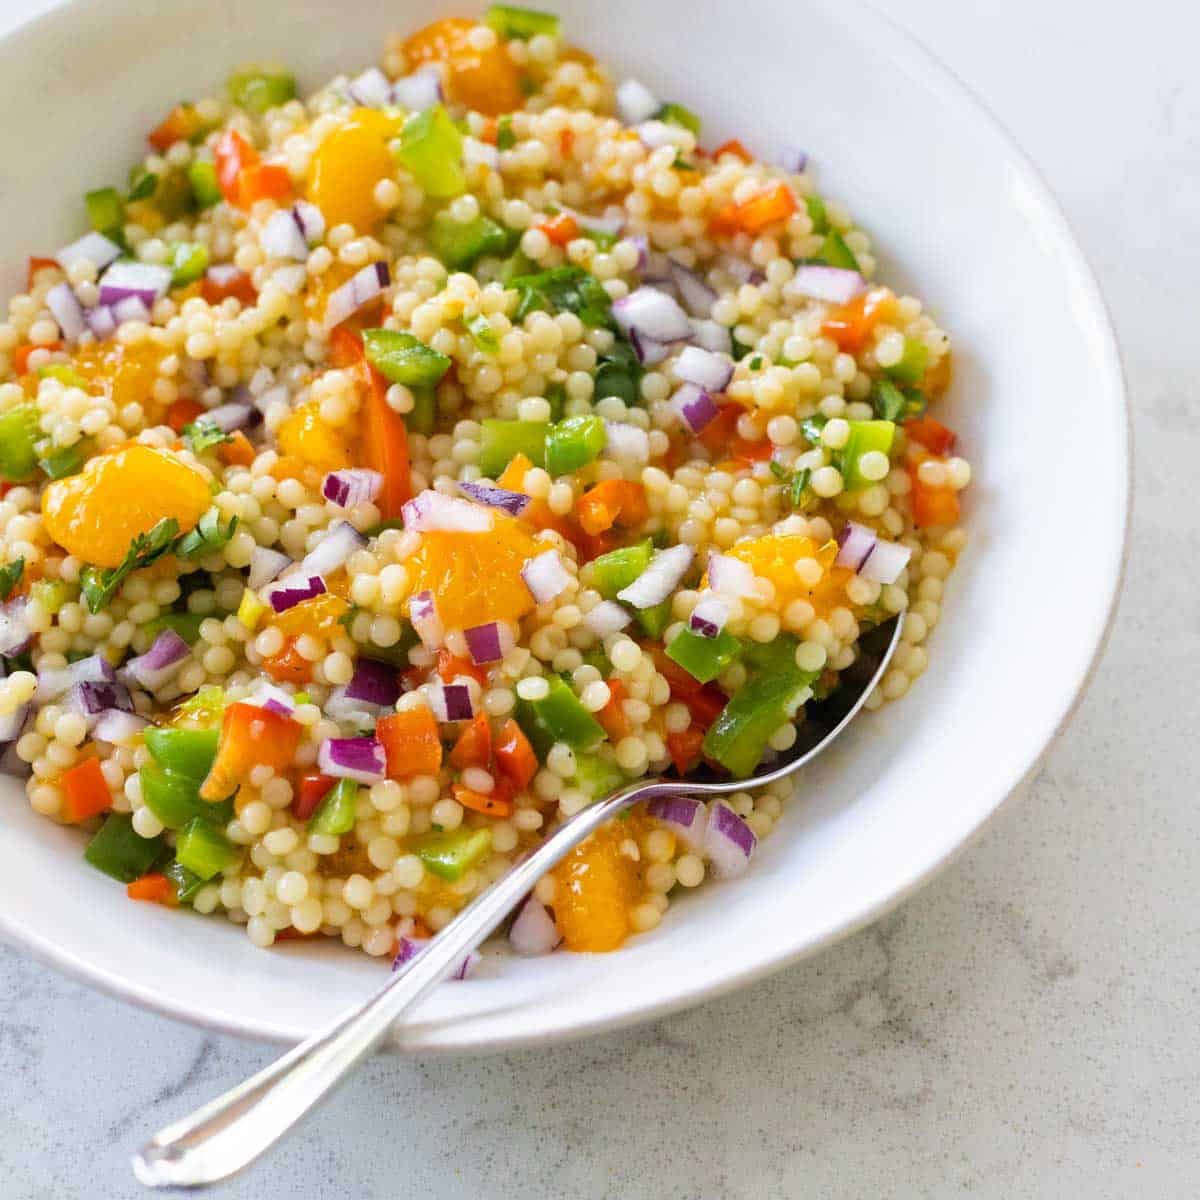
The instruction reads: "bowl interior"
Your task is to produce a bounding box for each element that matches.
[0,0,1127,1050]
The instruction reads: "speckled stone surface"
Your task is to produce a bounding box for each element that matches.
[1,0,1193,1196]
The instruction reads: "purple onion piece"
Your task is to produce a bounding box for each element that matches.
[323,261,390,331]
[97,260,172,308]
[317,735,387,784]
[346,66,393,108]
[602,422,650,465]
[704,800,757,878]
[675,345,733,393]
[204,402,261,433]
[672,382,719,434]
[613,286,693,344]
[55,232,121,275]
[463,622,504,666]
[667,259,718,319]
[457,479,530,517]
[688,596,729,639]
[344,658,401,708]
[402,490,494,533]
[706,551,759,599]
[409,589,444,651]
[430,682,474,722]
[391,934,477,980]
[46,283,86,341]
[0,597,32,658]
[648,795,709,853]
[322,469,383,509]
[509,894,562,956]
[299,521,367,579]
[268,575,326,613]
[392,65,443,111]
[262,208,309,261]
[835,521,878,571]
[582,600,632,637]
[248,546,292,591]
[858,538,911,585]
[92,709,148,745]
[122,629,190,693]
[785,265,867,305]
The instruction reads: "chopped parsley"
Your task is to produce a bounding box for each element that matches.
[769,460,813,509]
[80,517,180,613]
[496,115,516,151]
[182,418,232,454]
[0,557,25,602]
[871,377,926,423]
[509,265,613,328]
[174,507,239,561]
[463,311,499,354]
[128,167,159,202]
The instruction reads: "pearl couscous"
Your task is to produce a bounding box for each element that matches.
[0,6,969,962]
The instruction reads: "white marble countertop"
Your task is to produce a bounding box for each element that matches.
[1,0,1192,1195]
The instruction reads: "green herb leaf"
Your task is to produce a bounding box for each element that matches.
[463,312,499,354]
[656,102,701,136]
[174,508,239,561]
[496,115,516,151]
[80,518,180,613]
[128,167,159,202]
[799,415,827,447]
[509,265,613,328]
[182,418,233,455]
[0,557,25,602]
[672,154,698,172]
[871,378,908,423]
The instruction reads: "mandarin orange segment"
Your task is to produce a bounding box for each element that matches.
[402,18,524,116]
[276,401,353,473]
[725,533,841,613]
[41,444,211,567]
[270,593,350,639]
[550,821,641,952]
[71,342,168,419]
[404,517,541,629]
[307,109,401,232]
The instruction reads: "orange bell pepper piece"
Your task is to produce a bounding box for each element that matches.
[820,288,894,354]
[712,139,753,163]
[908,465,961,528]
[377,709,443,780]
[200,701,302,801]
[539,213,580,247]
[360,361,412,519]
[449,712,493,769]
[293,772,336,821]
[480,117,499,145]
[595,678,631,742]
[709,182,797,238]
[262,637,314,685]
[201,268,257,307]
[577,479,649,536]
[60,755,112,824]
[436,649,488,689]
[218,430,257,467]
[453,781,513,818]
[328,326,365,368]
[666,726,706,776]
[904,415,957,457]
[26,256,59,291]
[166,396,205,433]
[127,873,177,905]
[148,103,207,153]
[237,163,293,209]
[494,718,537,790]
[559,128,575,158]
[13,342,58,376]
[696,404,770,464]
[214,129,257,205]
[496,452,532,491]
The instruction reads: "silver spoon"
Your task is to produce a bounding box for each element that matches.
[133,615,903,1189]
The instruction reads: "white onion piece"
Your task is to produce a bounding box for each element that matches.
[262,209,309,261]
[92,709,149,745]
[634,120,690,150]
[617,544,693,609]
[521,549,571,604]
[509,895,561,956]
[707,551,759,599]
[688,318,733,356]
[616,78,660,125]
[463,137,500,172]
[784,265,867,305]
[602,421,650,464]
[858,538,912,585]
[112,295,151,325]
[402,490,494,533]
[292,201,325,245]
[675,345,733,393]
[668,259,717,318]
[55,231,121,274]
[323,261,390,331]
[835,521,878,570]
[46,283,85,341]
[583,600,632,637]
[704,800,757,878]
[298,520,367,579]
[346,66,393,107]
[613,286,693,344]
[248,546,291,590]
[86,305,117,340]
[688,596,729,638]
[392,65,443,111]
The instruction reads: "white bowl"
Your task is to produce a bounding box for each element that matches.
[0,0,1127,1052]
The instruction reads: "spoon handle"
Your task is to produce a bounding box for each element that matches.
[132,777,673,1189]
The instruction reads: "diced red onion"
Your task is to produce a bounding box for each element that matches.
[299,520,367,579]
[509,894,561,956]
[602,421,650,464]
[92,709,148,745]
[46,283,86,342]
[392,65,443,111]
[429,682,475,722]
[675,345,733,393]
[463,622,506,666]
[616,78,660,125]
[707,551,759,599]
[858,538,912,585]
[318,735,386,784]
[346,66,393,108]
[688,318,733,355]
[641,250,674,286]
[704,800,757,878]
[56,231,122,274]
[613,286,693,345]
[520,548,571,604]
[98,260,172,308]
[672,382,719,434]
[0,703,31,774]
[648,795,709,853]
[785,265,867,305]
[247,682,297,718]
[718,254,760,287]
[112,295,151,325]
[262,208,309,261]
[345,658,401,708]
[617,544,693,609]
[560,206,624,238]
[122,629,190,692]
[0,700,30,744]
[392,935,478,980]
[66,679,134,727]
[248,546,291,591]
[324,688,384,724]
[252,383,290,417]
[402,490,494,533]
[463,137,500,173]
[85,305,117,340]
[835,521,878,570]
[323,261,390,331]
[292,201,325,245]
[408,589,444,651]
[204,401,261,433]
[628,328,673,367]
[0,597,31,657]
[457,479,530,517]
[629,235,649,270]
[775,145,809,173]
[35,653,114,703]
[634,120,687,150]
[688,596,729,639]
[583,600,631,637]
[668,259,717,319]
[322,469,383,508]
[267,574,326,613]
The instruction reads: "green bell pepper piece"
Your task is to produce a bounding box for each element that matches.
[665,626,743,684]
[309,777,358,836]
[397,105,465,199]
[163,858,207,904]
[516,676,606,758]
[144,727,220,782]
[544,381,566,421]
[884,337,929,386]
[805,194,829,235]
[572,752,624,799]
[484,4,560,38]
[656,102,701,136]
[227,67,297,114]
[139,764,233,831]
[175,817,238,881]
[85,187,124,240]
[635,599,673,639]
[188,159,222,209]
[38,363,89,388]
[496,115,516,151]
[543,414,606,476]
[362,329,452,388]
[841,419,895,491]
[37,438,91,480]
[0,404,40,481]
[405,386,437,436]
[479,419,548,476]
[413,828,492,882]
[141,611,207,645]
[170,242,209,287]
[591,539,653,599]
[29,578,71,615]
[84,813,165,883]
[814,230,860,272]
[428,210,508,269]
[463,312,499,355]
[127,166,158,202]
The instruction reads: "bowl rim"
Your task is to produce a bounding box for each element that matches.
[0,0,1130,1051]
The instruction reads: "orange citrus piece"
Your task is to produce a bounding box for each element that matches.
[276,401,353,474]
[307,109,401,232]
[402,18,524,116]
[725,533,846,613]
[551,820,641,952]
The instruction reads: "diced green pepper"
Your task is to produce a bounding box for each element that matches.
[479,418,548,476]
[543,414,606,476]
[144,727,220,782]
[496,115,516,150]
[884,337,929,386]
[405,387,437,436]
[656,102,701,136]
[37,438,91,480]
[188,159,222,209]
[139,764,233,831]
[176,817,238,881]
[0,405,40,482]
[30,578,71,615]
[308,777,358,836]
[515,675,606,758]
[463,312,499,355]
[428,210,508,269]
[85,187,125,240]
[635,599,673,639]
[227,67,297,114]
[84,813,165,883]
[413,827,492,882]
[840,419,895,491]
[127,166,159,202]
[805,194,829,235]
[397,105,466,199]
[870,378,908,423]
[572,752,624,799]
[142,611,207,645]
[591,539,653,599]
[152,169,196,221]
[169,242,210,287]
[814,230,860,272]
[38,364,89,388]
[544,381,566,422]
[362,329,452,388]
[484,4,561,39]
[163,858,207,904]
[175,685,228,728]
[665,626,743,684]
